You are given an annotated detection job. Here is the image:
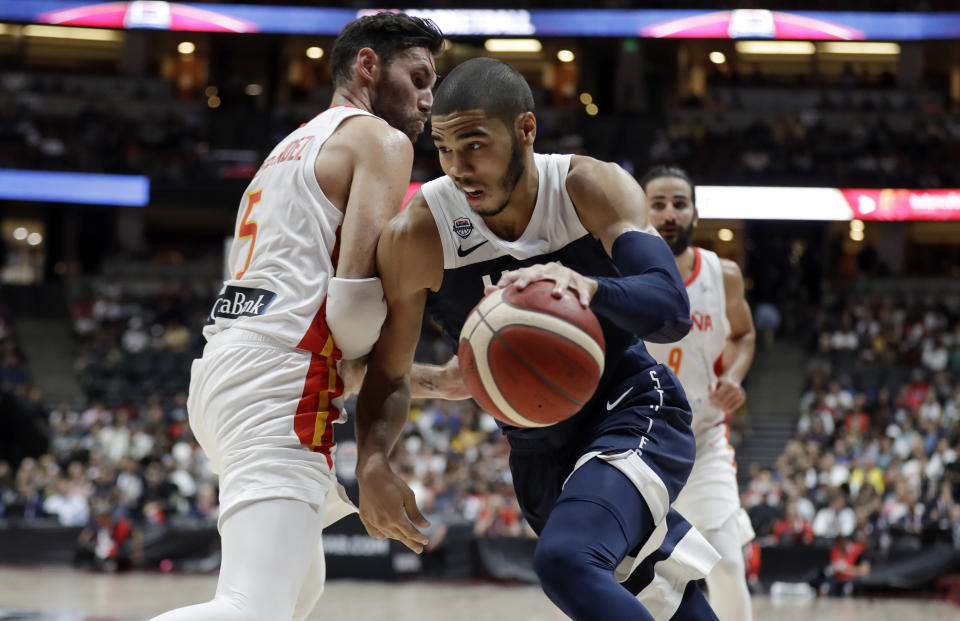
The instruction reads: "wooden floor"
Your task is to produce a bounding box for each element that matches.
[0,567,956,621]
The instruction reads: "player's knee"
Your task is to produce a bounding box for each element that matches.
[534,536,612,594]
[711,552,745,584]
[533,537,577,590]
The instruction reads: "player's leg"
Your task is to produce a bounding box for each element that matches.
[149,498,322,621]
[292,539,326,621]
[702,512,753,621]
[533,458,656,620]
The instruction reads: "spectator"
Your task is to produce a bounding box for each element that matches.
[813,491,856,538]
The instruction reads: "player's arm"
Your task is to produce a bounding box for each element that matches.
[709,259,756,412]
[323,119,414,359]
[354,194,443,553]
[410,357,470,400]
[342,356,469,401]
[568,156,691,343]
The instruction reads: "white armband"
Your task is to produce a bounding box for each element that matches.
[325,276,387,360]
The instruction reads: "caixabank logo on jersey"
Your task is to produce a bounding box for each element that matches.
[453,217,473,239]
[211,285,277,320]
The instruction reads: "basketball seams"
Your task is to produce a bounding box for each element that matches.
[472,311,551,428]
[461,294,550,428]
[484,304,605,369]
[489,327,588,407]
[458,284,605,429]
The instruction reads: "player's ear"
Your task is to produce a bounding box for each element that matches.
[355,47,380,84]
[516,111,537,147]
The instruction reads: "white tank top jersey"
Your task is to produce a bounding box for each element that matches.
[421,153,587,269]
[203,106,376,354]
[645,247,731,440]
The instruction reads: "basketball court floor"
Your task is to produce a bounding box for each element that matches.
[0,567,955,621]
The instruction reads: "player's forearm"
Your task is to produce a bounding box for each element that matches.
[590,231,691,343]
[355,367,411,470]
[721,331,756,386]
[409,359,458,399]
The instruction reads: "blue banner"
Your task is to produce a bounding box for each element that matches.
[0,169,149,206]
[1,3,960,39]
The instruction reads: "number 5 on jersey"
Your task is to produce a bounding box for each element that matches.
[235,189,262,280]
[667,346,682,375]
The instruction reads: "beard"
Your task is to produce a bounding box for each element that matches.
[664,221,695,256]
[371,75,423,141]
[475,135,525,218]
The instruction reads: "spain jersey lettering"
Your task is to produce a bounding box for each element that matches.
[645,247,730,440]
[203,106,377,354]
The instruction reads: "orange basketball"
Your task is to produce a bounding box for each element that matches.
[458,280,606,428]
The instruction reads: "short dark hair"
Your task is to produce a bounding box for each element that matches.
[331,13,443,88]
[639,165,695,204]
[433,57,535,129]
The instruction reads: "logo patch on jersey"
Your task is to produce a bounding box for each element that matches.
[457,240,488,258]
[453,217,473,239]
[211,285,277,320]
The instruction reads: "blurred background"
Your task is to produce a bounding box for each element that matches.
[1,0,959,604]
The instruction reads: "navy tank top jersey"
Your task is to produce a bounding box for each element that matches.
[421,153,659,440]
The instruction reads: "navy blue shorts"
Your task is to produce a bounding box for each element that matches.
[507,363,695,534]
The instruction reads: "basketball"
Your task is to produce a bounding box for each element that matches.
[457,280,606,428]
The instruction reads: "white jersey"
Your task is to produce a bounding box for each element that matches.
[421,152,586,268]
[646,247,730,445]
[203,106,377,354]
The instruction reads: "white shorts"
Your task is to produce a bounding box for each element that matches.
[671,424,754,544]
[188,328,356,530]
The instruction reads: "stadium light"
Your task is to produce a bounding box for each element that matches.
[27,232,43,246]
[579,92,593,105]
[177,41,195,55]
[306,46,323,59]
[585,103,598,116]
[850,229,865,242]
[718,228,734,242]
[22,24,121,42]
[850,219,865,232]
[484,39,542,53]
[245,84,263,96]
[12,227,27,241]
[735,41,815,55]
[557,49,575,62]
[819,42,900,55]
[709,51,726,64]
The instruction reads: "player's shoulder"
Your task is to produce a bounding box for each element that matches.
[382,192,440,254]
[565,154,624,196]
[333,114,413,161]
[379,191,443,289]
[718,256,743,278]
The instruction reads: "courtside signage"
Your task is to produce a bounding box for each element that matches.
[695,186,960,221]
[0,169,149,206]
[2,3,960,39]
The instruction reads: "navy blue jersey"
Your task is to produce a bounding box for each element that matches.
[421,154,662,444]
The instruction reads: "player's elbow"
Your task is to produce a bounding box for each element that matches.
[644,284,691,343]
[644,314,692,344]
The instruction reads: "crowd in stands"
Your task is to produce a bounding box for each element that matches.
[658,69,960,188]
[7,58,960,189]
[742,288,960,594]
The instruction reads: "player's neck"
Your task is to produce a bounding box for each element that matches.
[481,155,540,242]
[329,88,372,115]
[675,246,697,280]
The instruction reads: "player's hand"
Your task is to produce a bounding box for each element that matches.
[355,456,431,553]
[709,378,745,412]
[485,261,598,308]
